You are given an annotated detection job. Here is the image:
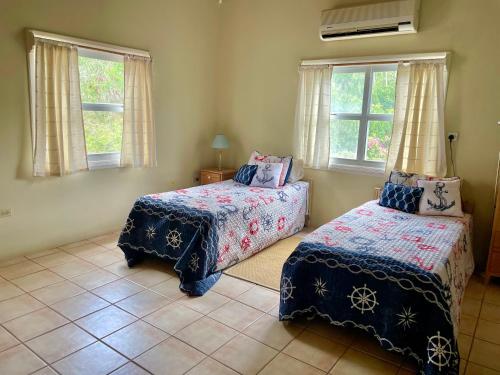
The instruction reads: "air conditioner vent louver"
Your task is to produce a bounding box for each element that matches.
[320,0,420,41]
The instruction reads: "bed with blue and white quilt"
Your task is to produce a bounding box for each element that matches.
[118,180,309,295]
[279,200,474,375]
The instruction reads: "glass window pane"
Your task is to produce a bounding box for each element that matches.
[365,120,393,161]
[370,70,397,114]
[83,111,123,154]
[331,71,366,113]
[330,119,360,160]
[79,56,124,104]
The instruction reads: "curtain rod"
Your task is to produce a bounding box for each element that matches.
[301,52,449,66]
[28,29,151,58]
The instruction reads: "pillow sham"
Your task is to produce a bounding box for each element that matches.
[379,182,424,214]
[249,162,283,189]
[417,179,464,217]
[247,151,292,186]
[288,159,304,183]
[233,164,258,185]
[387,170,429,187]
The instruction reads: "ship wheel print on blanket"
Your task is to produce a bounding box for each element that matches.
[281,277,296,302]
[165,229,183,249]
[427,331,452,370]
[348,284,379,314]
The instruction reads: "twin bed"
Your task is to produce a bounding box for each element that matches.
[118,173,473,375]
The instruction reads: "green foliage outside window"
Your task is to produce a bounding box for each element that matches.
[79,56,124,154]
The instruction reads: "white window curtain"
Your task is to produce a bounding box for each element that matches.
[293,65,333,169]
[385,61,448,177]
[32,39,88,176]
[121,55,157,168]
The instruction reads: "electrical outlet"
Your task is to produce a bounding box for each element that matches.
[447,132,458,141]
[0,209,12,218]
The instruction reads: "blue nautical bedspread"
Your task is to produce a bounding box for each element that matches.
[118,180,308,295]
[279,200,474,375]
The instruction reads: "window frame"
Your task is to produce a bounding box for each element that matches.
[78,48,124,170]
[329,63,397,174]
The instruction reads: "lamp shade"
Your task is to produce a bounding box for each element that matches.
[211,134,229,149]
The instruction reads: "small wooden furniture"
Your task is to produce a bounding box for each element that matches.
[200,168,236,185]
[486,154,500,281]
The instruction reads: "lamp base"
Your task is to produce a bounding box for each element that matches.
[218,151,223,171]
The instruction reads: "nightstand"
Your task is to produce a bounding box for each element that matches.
[200,168,236,185]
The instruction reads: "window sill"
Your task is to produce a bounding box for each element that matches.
[305,164,386,177]
[88,152,121,170]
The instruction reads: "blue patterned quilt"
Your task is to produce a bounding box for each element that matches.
[279,200,474,375]
[118,180,309,295]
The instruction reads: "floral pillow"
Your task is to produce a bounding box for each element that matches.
[417,179,464,217]
[248,151,292,186]
[249,163,283,189]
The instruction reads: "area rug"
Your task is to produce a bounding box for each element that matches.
[224,234,303,291]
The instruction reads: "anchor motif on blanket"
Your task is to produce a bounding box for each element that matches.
[427,182,455,211]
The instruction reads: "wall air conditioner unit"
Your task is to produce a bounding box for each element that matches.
[320,0,420,41]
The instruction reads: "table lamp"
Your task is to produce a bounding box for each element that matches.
[212,134,229,170]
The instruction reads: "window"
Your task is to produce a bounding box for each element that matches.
[330,64,397,172]
[78,48,124,169]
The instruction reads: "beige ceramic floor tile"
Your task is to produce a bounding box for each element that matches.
[150,278,185,300]
[243,314,303,350]
[92,279,144,303]
[459,334,473,360]
[50,291,109,320]
[90,233,119,247]
[306,320,355,346]
[186,357,238,375]
[110,362,150,375]
[480,303,500,324]
[25,248,60,260]
[475,320,500,345]
[0,325,19,352]
[126,268,173,288]
[464,277,486,301]
[86,251,124,268]
[11,270,64,292]
[0,256,29,268]
[116,290,170,318]
[179,291,230,314]
[53,341,127,375]
[213,274,254,298]
[143,301,202,334]
[351,335,404,366]
[0,260,45,280]
[0,344,46,374]
[104,261,142,277]
[259,352,325,375]
[0,279,24,302]
[330,348,399,374]
[63,242,105,256]
[465,362,500,374]
[32,366,59,375]
[58,239,91,250]
[30,280,85,305]
[75,305,137,338]
[175,316,237,354]
[469,338,500,371]
[49,259,97,279]
[25,323,96,363]
[208,301,264,331]
[0,294,44,323]
[484,285,500,306]
[283,330,347,372]
[236,285,280,312]
[462,298,482,318]
[70,268,120,290]
[3,308,69,341]
[460,314,478,336]
[212,334,278,374]
[33,252,78,268]
[103,320,168,359]
[135,336,206,375]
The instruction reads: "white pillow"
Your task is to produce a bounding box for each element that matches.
[417,179,464,217]
[250,163,283,189]
[288,159,304,183]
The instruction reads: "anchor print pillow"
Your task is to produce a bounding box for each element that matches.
[249,162,283,189]
[247,151,293,186]
[417,179,464,217]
